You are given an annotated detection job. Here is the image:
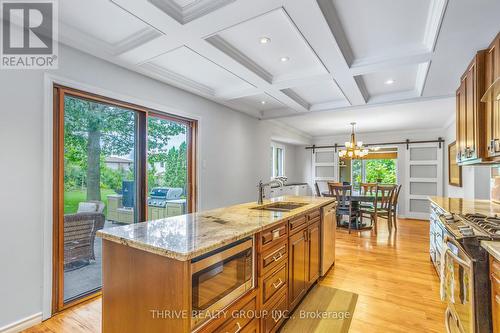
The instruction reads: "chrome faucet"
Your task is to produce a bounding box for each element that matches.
[257,176,288,205]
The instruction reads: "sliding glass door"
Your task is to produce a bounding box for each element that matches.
[53,86,197,312]
[61,94,140,303]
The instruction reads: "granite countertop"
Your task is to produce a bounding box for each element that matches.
[429,196,500,216]
[97,195,334,261]
[270,182,308,188]
[429,196,500,260]
[481,241,500,262]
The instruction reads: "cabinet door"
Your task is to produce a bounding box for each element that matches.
[307,221,320,286]
[456,80,467,162]
[288,229,308,311]
[465,64,477,158]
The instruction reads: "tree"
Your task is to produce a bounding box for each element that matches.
[64,96,186,201]
[365,159,396,184]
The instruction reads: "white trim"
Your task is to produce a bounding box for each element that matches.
[42,73,203,320]
[0,313,42,333]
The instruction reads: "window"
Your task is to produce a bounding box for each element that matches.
[271,145,284,178]
[344,149,397,190]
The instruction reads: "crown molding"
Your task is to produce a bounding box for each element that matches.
[141,62,215,96]
[149,0,237,24]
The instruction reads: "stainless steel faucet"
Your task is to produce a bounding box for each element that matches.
[257,176,288,205]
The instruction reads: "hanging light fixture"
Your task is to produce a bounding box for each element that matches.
[338,122,369,159]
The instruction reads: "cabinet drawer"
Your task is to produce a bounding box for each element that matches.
[307,209,320,221]
[289,215,307,234]
[262,264,287,305]
[260,242,288,277]
[240,318,259,333]
[262,290,287,333]
[215,297,256,333]
[260,222,287,251]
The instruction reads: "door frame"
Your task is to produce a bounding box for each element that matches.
[50,82,198,314]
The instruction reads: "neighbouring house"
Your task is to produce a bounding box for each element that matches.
[104,156,133,171]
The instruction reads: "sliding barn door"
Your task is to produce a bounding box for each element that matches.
[312,148,339,194]
[405,143,443,219]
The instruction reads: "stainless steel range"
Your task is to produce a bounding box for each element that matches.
[431,203,497,333]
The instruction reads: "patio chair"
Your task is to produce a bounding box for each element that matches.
[64,201,105,268]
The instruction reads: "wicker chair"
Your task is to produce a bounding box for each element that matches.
[64,201,105,268]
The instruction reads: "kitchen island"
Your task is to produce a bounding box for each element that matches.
[97,195,335,333]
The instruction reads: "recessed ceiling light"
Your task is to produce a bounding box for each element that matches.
[385,79,395,85]
[259,37,271,44]
[280,56,290,62]
[260,100,266,105]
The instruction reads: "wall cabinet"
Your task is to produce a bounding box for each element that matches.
[456,50,486,164]
[485,33,500,160]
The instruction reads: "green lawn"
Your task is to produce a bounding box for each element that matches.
[64,188,116,215]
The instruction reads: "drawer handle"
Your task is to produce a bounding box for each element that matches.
[229,322,242,333]
[273,278,284,289]
[272,252,283,262]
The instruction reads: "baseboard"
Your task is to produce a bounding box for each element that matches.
[0,313,42,333]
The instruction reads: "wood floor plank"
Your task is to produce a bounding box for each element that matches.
[23,218,446,333]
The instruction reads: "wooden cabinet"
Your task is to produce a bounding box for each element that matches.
[288,209,322,311]
[288,228,308,311]
[456,50,486,164]
[307,220,320,286]
[490,255,500,333]
[485,33,500,160]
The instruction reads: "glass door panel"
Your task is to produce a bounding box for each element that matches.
[147,115,189,219]
[62,94,138,303]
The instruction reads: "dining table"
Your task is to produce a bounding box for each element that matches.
[321,190,375,230]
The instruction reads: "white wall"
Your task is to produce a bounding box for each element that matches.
[0,44,310,329]
[443,119,490,199]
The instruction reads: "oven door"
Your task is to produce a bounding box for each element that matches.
[191,238,254,328]
[443,236,475,333]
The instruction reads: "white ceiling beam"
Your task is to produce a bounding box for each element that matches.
[349,51,433,76]
[284,0,365,106]
[261,94,455,120]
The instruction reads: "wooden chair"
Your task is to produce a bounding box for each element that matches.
[390,185,402,230]
[327,182,342,195]
[330,185,359,234]
[360,185,395,234]
[360,183,377,195]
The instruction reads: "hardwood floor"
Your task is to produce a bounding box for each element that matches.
[23,218,445,333]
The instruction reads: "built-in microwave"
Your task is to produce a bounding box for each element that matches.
[191,237,254,329]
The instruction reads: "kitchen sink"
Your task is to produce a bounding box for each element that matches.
[252,202,308,212]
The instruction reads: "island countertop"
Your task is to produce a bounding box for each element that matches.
[97,195,334,261]
[429,196,500,216]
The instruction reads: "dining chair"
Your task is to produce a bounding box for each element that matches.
[327,182,342,195]
[360,183,377,196]
[314,182,322,197]
[360,185,395,234]
[390,185,402,230]
[331,185,359,234]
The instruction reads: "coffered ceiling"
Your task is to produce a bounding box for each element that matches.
[57,0,500,128]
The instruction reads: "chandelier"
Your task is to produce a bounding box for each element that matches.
[338,122,369,159]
